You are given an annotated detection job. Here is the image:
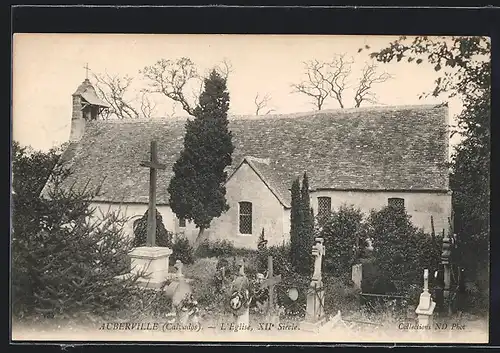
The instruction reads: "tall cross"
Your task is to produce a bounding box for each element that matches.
[83,63,90,79]
[260,256,282,315]
[139,141,166,246]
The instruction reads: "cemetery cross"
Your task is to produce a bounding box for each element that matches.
[139,140,166,247]
[260,256,282,315]
[84,63,90,79]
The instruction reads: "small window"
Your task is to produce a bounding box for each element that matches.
[388,197,405,209]
[317,197,332,218]
[239,201,252,235]
[179,217,186,228]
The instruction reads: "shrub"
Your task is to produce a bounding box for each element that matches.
[319,204,365,278]
[171,234,194,265]
[132,208,173,248]
[256,228,268,274]
[366,205,442,294]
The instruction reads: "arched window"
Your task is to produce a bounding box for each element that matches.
[239,201,253,235]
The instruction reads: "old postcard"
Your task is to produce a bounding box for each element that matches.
[11,33,490,343]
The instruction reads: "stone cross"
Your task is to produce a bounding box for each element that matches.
[139,141,166,247]
[83,63,90,79]
[311,238,325,281]
[423,269,429,292]
[260,256,282,315]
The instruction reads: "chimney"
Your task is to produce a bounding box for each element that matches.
[69,79,92,142]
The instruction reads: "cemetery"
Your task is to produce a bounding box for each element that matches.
[12,137,486,341]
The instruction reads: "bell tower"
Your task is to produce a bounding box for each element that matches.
[69,64,110,142]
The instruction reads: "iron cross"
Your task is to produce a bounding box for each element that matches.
[84,63,90,79]
[260,256,282,315]
[139,141,166,247]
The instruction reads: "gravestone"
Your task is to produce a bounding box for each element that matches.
[259,256,282,321]
[301,238,328,332]
[165,260,198,324]
[351,264,362,289]
[228,260,251,327]
[415,269,436,327]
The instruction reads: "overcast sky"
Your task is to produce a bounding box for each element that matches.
[13,34,467,152]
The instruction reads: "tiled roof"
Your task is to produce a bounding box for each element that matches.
[42,104,450,204]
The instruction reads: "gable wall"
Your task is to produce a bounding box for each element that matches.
[310,190,452,234]
[210,162,288,249]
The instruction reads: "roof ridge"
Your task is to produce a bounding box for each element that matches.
[89,103,448,124]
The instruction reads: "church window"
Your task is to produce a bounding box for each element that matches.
[317,197,332,218]
[179,217,186,228]
[388,197,405,209]
[239,201,253,235]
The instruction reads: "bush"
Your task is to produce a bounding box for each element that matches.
[132,208,173,248]
[171,234,194,265]
[194,239,256,258]
[319,204,366,278]
[367,205,441,294]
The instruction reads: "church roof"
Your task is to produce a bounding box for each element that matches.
[43,104,450,205]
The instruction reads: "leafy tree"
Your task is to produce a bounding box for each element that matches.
[167,69,235,247]
[11,141,64,239]
[366,36,490,281]
[298,172,314,274]
[319,205,364,277]
[12,149,144,319]
[289,178,302,272]
[132,208,173,248]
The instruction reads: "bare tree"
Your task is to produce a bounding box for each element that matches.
[141,57,199,116]
[291,55,392,109]
[254,92,275,115]
[138,90,157,119]
[214,58,233,81]
[353,62,393,107]
[92,72,140,119]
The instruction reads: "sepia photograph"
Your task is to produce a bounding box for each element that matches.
[11,33,490,343]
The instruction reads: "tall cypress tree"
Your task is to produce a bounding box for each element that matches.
[299,172,314,274]
[168,69,234,247]
[290,177,302,272]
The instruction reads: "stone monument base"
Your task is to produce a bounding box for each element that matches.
[114,246,172,289]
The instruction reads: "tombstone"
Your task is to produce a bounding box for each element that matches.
[164,260,198,324]
[351,263,363,289]
[228,259,251,327]
[415,269,436,327]
[301,238,328,332]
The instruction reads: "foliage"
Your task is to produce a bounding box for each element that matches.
[367,36,490,286]
[11,141,64,239]
[289,177,302,273]
[299,173,314,274]
[256,228,268,274]
[171,234,194,265]
[289,174,314,274]
[194,239,255,259]
[132,208,173,248]
[168,70,235,245]
[319,204,365,277]
[12,161,145,319]
[366,205,441,293]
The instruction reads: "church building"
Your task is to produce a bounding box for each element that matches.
[41,78,452,249]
